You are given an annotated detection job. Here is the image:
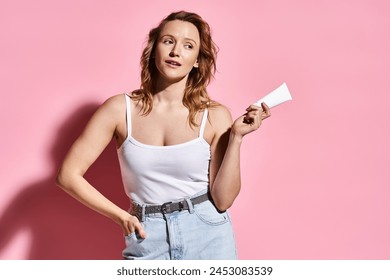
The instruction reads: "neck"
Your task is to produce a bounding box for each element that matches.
[153,76,188,105]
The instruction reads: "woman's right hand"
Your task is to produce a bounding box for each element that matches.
[117,211,146,238]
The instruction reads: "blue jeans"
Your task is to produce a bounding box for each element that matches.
[123,190,237,260]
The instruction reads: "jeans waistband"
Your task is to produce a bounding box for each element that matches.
[130,192,210,221]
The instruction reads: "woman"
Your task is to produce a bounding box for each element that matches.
[56,11,271,259]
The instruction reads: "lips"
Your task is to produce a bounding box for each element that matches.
[165,59,181,66]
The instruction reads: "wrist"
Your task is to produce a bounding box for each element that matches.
[229,130,243,145]
[112,208,131,224]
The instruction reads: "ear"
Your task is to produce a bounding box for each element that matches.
[193,59,199,68]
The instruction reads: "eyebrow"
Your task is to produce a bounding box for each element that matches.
[160,34,198,45]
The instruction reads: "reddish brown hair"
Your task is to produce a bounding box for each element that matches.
[131,11,219,127]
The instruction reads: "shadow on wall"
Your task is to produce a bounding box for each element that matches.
[0,103,129,259]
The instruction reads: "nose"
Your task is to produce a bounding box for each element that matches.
[169,45,179,57]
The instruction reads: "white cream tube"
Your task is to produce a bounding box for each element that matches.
[254,82,292,108]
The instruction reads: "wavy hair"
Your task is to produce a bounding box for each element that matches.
[131,11,219,127]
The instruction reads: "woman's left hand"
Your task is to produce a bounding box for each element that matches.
[231,102,271,139]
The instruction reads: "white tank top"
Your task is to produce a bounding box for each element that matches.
[117,94,211,204]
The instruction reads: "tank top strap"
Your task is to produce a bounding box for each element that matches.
[124,94,132,137]
[199,108,208,138]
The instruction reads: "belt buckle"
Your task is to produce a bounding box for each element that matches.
[131,204,142,220]
[161,202,173,214]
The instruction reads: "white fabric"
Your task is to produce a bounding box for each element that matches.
[117,94,211,204]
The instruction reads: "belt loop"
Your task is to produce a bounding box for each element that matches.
[141,204,146,222]
[185,197,194,214]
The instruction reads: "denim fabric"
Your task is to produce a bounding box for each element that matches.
[122,190,237,260]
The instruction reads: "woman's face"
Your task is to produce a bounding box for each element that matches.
[154,20,200,84]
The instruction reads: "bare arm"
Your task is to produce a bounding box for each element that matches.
[56,95,146,238]
[209,103,271,211]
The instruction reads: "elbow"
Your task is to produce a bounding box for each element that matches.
[55,169,66,189]
[213,200,233,212]
[55,167,73,191]
[211,186,241,212]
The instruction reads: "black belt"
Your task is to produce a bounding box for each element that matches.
[131,192,210,219]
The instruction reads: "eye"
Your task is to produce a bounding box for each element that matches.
[184,44,193,49]
[163,38,174,44]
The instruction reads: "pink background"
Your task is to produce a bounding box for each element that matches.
[1,0,389,259]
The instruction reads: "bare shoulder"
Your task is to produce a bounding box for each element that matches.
[95,93,127,120]
[101,93,126,109]
[80,93,127,135]
[207,103,233,132]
